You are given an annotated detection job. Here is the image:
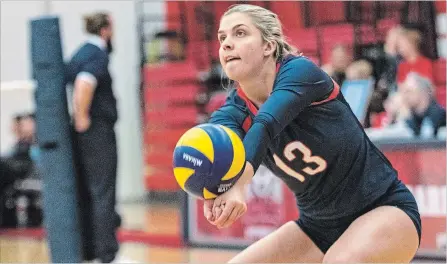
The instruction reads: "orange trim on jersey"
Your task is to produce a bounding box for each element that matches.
[236,89,256,133]
[237,88,259,115]
[311,79,340,106]
[242,116,252,133]
[236,63,340,133]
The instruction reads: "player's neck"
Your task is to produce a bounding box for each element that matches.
[239,59,277,108]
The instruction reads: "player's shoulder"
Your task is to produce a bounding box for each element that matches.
[281,54,316,66]
[69,43,105,65]
[277,55,331,83]
[279,55,320,70]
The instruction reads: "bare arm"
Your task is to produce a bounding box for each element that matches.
[74,80,95,117]
[73,73,96,132]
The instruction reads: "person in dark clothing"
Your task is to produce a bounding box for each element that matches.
[65,12,127,263]
[1,113,41,228]
[401,72,446,137]
[365,26,404,128]
[377,26,404,94]
[1,114,35,192]
[321,44,352,86]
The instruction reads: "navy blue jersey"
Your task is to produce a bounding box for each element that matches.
[209,55,398,220]
[66,43,117,123]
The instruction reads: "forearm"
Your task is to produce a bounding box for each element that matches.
[243,122,271,172]
[73,80,95,118]
[243,89,310,171]
[234,161,255,188]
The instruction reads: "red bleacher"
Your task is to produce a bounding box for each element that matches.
[359,24,378,45]
[143,62,201,191]
[434,59,446,85]
[287,28,319,62]
[307,1,345,25]
[433,59,446,108]
[436,87,446,108]
[144,61,198,86]
[377,18,399,41]
[319,24,354,64]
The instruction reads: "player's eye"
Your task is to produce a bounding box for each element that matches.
[235,30,246,37]
[219,35,226,43]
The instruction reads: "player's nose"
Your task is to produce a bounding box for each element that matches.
[221,37,234,51]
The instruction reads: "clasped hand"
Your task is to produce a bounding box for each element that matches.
[203,162,254,229]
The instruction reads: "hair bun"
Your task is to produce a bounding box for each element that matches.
[82,13,109,35]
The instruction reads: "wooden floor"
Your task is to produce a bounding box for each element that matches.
[0,238,240,263]
[1,203,444,263]
[0,202,240,263]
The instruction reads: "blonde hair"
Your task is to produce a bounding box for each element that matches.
[222,4,299,62]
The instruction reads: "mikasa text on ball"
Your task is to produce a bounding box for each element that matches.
[173,124,246,199]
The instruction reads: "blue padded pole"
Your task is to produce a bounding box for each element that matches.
[30,16,82,263]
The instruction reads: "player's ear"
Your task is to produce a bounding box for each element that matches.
[263,40,276,57]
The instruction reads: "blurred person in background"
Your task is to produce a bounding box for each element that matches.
[365,92,414,140]
[1,113,41,228]
[66,12,128,263]
[321,44,352,85]
[1,113,36,192]
[382,92,411,128]
[367,72,446,140]
[377,26,403,93]
[344,59,377,127]
[345,59,374,81]
[396,28,434,84]
[400,72,446,138]
[11,114,36,155]
[367,26,404,128]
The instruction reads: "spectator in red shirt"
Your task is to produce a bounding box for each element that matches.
[396,28,433,84]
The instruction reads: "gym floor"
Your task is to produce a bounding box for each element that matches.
[0,202,444,263]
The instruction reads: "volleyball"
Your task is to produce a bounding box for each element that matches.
[172,123,246,199]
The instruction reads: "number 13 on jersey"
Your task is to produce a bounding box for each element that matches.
[273,141,327,182]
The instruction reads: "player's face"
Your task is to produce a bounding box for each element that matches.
[218,12,266,82]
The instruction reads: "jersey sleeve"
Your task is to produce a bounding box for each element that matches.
[208,104,246,140]
[244,57,335,171]
[77,54,108,86]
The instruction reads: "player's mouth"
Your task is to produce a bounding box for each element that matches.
[225,56,241,63]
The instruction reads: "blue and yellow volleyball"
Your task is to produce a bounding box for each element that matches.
[172,124,246,199]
